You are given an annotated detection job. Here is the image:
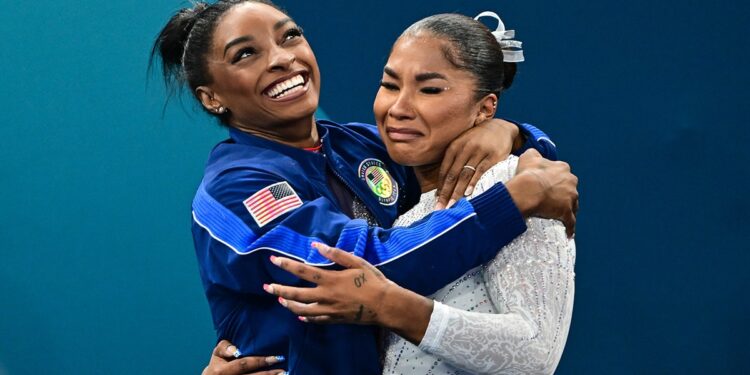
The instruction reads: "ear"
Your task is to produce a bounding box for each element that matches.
[474,93,499,125]
[196,86,226,114]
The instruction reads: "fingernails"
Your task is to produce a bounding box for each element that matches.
[270,255,281,266]
[298,316,308,322]
[313,242,330,254]
[434,202,445,211]
[226,345,241,358]
[447,199,456,208]
[263,284,274,293]
[465,186,474,196]
[278,296,288,307]
[265,355,286,364]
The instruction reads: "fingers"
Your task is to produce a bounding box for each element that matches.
[568,182,579,238]
[252,371,288,375]
[278,299,333,317]
[269,255,326,284]
[268,245,364,283]
[312,242,361,269]
[207,355,286,375]
[239,356,283,372]
[449,152,487,203]
[571,175,580,215]
[313,243,385,281]
[302,315,339,324]
[561,169,578,238]
[435,141,462,209]
[214,340,241,359]
[515,149,542,177]
[515,148,543,173]
[273,294,345,322]
[521,148,542,158]
[264,282,325,303]
[464,159,491,197]
[235,356,286,375]
[562,209,576,238]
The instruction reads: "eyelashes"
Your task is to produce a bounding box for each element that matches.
[231,27,304,64]
[379,81,398,91]
[420,87,444,94]
[379,81,446,94]
[283,27,303,41]
[233,47,257,63]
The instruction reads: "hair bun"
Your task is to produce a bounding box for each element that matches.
[150,2,209,88]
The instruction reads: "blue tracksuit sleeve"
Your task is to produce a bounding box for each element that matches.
[511,121,559,161]
[192,169,526,296]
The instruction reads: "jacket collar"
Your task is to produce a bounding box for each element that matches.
[228,124,329,157]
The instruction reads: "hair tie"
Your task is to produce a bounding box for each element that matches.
[474,11,524,63]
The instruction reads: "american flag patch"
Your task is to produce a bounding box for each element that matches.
[243,181,303,227]
[367,168,384,185]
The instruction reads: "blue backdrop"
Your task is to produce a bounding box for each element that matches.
[1,0,748,373]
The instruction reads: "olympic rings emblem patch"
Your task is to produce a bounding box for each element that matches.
[358,158,398,206]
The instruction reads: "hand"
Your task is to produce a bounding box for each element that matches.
[201,340,287,375]
[263,243,394,325]
[506,149,579,237]
[264,243,434,344]
[436,118,521,209]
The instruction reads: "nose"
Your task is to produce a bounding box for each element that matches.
[388,91,416,121]
[268,45,296,71]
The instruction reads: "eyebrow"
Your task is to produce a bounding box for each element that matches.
[383,66,398,79]
[274,18,292,30]
[222,19,294,58]
[383,67,447,82]
[224,35,254,57]
[415,72,447,82]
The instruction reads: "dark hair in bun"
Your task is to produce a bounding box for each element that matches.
[401,13,517,101]
[149,0,284,121]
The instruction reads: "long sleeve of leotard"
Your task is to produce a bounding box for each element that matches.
[417,158,575,374]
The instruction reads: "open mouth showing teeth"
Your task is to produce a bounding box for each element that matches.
[265,74,307,99]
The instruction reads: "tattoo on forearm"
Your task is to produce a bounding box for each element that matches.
[354,272,366,288]
[354,304,364,322]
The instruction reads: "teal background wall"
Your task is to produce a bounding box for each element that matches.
[1,0,748,374]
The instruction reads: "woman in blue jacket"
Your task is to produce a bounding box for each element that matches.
[150,1,578,374]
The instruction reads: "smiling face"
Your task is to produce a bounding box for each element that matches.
[373,34,495,167]
[198,2,320,136]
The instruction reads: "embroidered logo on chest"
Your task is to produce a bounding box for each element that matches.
[358,158,398,206]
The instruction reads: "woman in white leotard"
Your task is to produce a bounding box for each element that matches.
[228,12,576,375]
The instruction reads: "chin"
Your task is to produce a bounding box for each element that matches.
[280,97,319,121]
[389,149,429,167]
[298,99,319,118]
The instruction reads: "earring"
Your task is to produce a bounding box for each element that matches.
[215,106,227,114]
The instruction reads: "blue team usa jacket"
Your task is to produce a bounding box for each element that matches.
[191,120,556,374]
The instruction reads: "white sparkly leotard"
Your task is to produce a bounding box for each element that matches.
[383,156,576,375]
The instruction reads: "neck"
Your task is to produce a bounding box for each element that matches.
[413,162,441,193]
[232,115,319,148]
